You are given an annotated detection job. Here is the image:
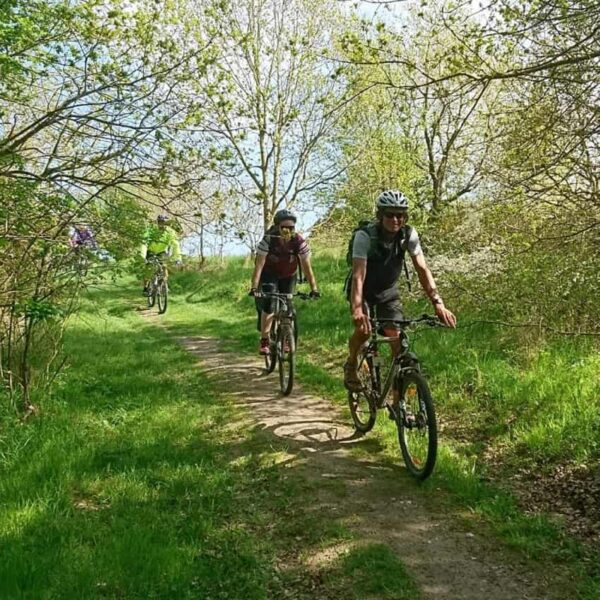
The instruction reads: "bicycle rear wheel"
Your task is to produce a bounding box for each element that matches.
[348,351,377,433]
[396,371,437,480]
[147,281,157,308]
[157,279,168,314]
[278,323,295,396]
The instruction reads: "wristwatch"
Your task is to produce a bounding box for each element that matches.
[432,297,443,306]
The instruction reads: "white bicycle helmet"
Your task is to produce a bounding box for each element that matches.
[376,190,409,210]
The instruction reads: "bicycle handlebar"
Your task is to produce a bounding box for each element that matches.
[254,291,313,300]
[146,256,167,265]
[369,313,443,328]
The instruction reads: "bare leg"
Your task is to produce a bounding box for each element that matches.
[261,311,274,338]
[344,326,369,390]
[347,327,369,367]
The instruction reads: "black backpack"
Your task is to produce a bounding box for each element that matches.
[343,220,412,299]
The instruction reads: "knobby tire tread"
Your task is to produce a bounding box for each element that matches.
[397,371,437,481]
[279,324,295,396]
[348,351,377,433]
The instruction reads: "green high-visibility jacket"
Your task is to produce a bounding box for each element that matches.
[141,225,181,261]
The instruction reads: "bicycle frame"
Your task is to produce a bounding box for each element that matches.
[258,291,309,323]
[257,291,311,394]
[361,305,433,410]
[147,257,167,285]
[349,307,442,479]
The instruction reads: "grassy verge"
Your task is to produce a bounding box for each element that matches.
[0,281,420,599]
[152,256,599,598]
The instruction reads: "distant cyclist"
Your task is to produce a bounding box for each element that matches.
[344,190,456,392]
[249,209,320,355]
[141,214,182,295]
[69,224,97,250]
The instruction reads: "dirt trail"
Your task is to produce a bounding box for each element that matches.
[149,316,570,599]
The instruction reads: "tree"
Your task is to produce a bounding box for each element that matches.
[191,0,352,231]
[0,0,217,411]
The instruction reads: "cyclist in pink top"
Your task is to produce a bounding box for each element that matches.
[249,209,320,355]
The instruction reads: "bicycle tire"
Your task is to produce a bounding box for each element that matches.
[157,279,168,314]
[147,286,156,308]
[348,351,377,433]
[264,325,278,374]
[396,371,437,481]
[278,323,295,396]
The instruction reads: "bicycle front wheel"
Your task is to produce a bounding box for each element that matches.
[348,351,377,433]
[396,371,437,481]
[278,324,295,396]
[157,279,168,314]
[264,326,278,374]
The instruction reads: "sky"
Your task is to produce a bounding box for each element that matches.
[181,0,411,258]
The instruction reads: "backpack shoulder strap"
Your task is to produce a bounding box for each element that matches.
[399,224,412,249]
[399,225,412,291]
[363,221,379,256]
[265,226,279,252]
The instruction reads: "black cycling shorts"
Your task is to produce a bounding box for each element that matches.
[258,273,296,315]
[145,251,169,262]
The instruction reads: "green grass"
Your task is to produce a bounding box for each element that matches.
[0,282,422,599]
[147,256,599,598]
[1,256,598,598]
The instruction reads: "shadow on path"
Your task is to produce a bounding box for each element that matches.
[153,327,566,600]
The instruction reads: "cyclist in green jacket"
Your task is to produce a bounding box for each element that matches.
[141,215,182,295]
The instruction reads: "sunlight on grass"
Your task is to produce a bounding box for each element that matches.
[148,257,600,599]
[1,276,424,599]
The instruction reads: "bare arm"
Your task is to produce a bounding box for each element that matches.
[411,253,457,327]
[350,258,371,333]
[299,255,318,291]
[251,254,267,290]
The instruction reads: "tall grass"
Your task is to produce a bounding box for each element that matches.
[166,257,600,471]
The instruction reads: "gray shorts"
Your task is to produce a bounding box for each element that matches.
[365,298,404,330]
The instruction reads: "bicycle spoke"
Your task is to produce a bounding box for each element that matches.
[348,353,377,433]
[397,372,437,480]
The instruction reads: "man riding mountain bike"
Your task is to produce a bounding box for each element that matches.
[141,214,182,295]
[344,190,456,395]
[249,209,320,355]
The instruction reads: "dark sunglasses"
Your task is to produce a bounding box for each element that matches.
[383,211,408,220]
[280,225,295,232]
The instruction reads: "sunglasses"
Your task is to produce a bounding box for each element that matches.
[383,211,408,220]
[280,225,295,232]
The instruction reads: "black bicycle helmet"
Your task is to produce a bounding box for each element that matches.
[273,209,297,225]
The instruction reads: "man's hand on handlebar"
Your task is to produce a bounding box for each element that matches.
[352,309,371,335]
[434,305,457,328]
